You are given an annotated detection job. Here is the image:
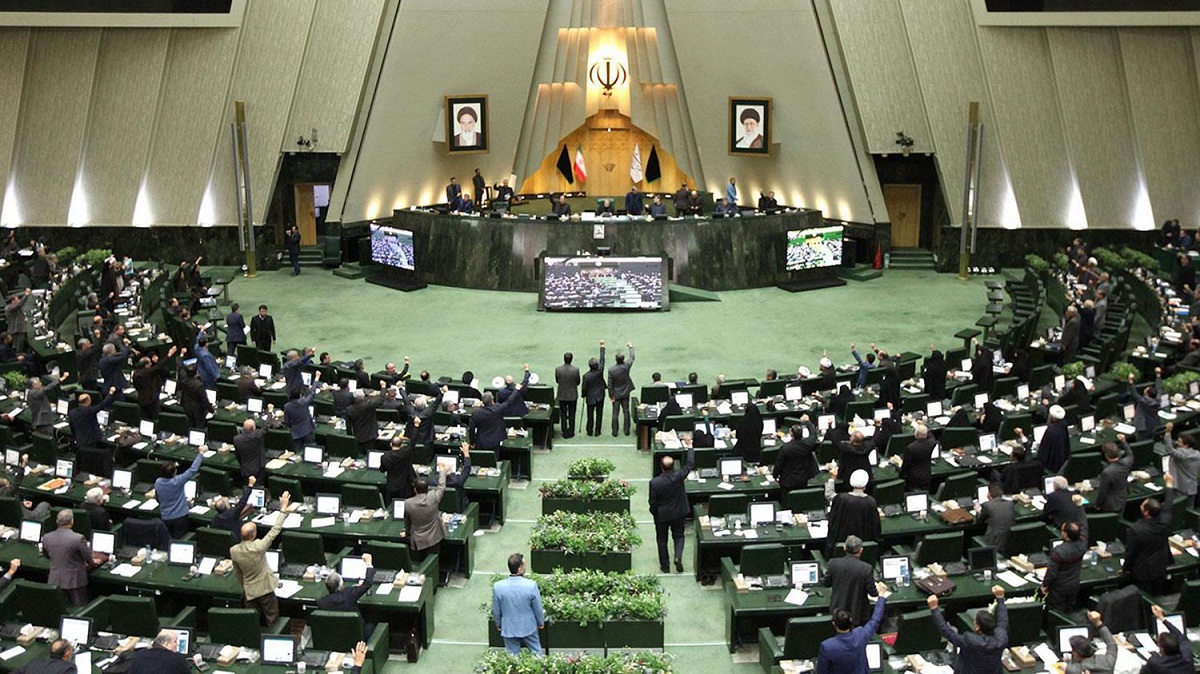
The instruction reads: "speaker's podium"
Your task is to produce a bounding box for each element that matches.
[777,266,846,293]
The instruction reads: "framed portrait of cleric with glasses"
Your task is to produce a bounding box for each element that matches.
[445,95,489,154]
[728,97,771,156]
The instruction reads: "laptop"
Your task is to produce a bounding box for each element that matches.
[719,458,744,477]
[92,531,115,556]
[748,502,776,527]
[59,616,92,647]
[260,635,297,665]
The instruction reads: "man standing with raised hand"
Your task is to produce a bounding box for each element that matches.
[608,341,635,437]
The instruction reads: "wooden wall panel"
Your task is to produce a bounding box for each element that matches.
[0,28,30,223]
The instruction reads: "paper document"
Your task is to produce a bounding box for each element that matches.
[1033,643,1059,666]
[374,583,393,596]
[1135,632,1159,650]
[189,505,210,515]
[111,564,142,578]
[310,517,335,528]
[275,580,303,598]
[997,570,1028,588]
[0,646,25,660]
[783,589,809,606]
[282,513,304,529]
[807,520,829,539]
[122,500,141,509]
[138,499,159,511]
[397,585,422,603]
[197,558,217,575]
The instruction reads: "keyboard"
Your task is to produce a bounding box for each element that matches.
[279,563,307,579]
[373,570,397,584]
[92,634,121,651]
[301,650,330,667]
[762,575,790,589]
[196,643,225,661]
[0,623,21,640]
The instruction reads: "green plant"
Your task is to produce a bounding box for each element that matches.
[1163,371,1200,396]
[1103,361,1139,383]
[539,478,635,501]
[1091,247,1125,271]
[1025,254,1050,274]
[1052,252,1068,271]
[77,248,112,267]
[486,570,665,625]
[1119,246,1159,272]
[530,511,641,554]
[54,246,78,264]
[2,371,26,391]
[475,650,674,673]
[1061,361,1086,379]
[566,457,615,479]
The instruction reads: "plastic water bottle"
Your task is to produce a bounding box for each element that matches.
[1089,550,1098,570]
[900,566,910,588]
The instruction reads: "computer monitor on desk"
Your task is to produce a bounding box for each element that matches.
[1057,625,1090,654]
[748,502,776,526]
[904,492,928,514]
[790,562,820,587]
[59,616,92,647]
[261,635,297,665]
[719,458,743,477]
[881,555,910,582]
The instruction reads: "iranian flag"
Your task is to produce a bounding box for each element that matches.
[573,144,587,182]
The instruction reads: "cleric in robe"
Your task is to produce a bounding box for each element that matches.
[735,106,764,149]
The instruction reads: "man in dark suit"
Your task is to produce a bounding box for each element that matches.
[1129,369,1164,442]
[929,585,1008,674]
[234,366,261,403]
[773,420,819,492]
[1142,604,1194,674]
[233,419,265,484]
[75,338,99,392]
[899,424,935,492]
[12,639,76,674]
[346,387,385,451]
[1060,305,1081,363]
[1041,522,1085,612]
[469,369,529,450]
[837,432,875,491]
[213,477,256,541]
[42,510,93,606]
[607,342,635,437]
[999,442,1044,494]
[224,303,246,355]
[98,341,131,400]
[178,363,212,429]
[318,553,377,639]
[1093,437,1133,513]
[649,446,693,573]
[331,378,355,416]
[1123,473,1176,594]
[285,225,302,276]
[976,483,1015,554]
[555,352,580,439]
[445,177,461,206]
[581,341,606,436]
[380,436,418,502]
[823,535,878,628]
[284,373,321,451]
[672,184,689,216]
[624,186,644,216]
[127,629,189,674]
[1043,476,1088,542]
[68,388,117,477]
[249,305,275,352]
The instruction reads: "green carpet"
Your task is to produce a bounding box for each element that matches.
[225,267,1000,672]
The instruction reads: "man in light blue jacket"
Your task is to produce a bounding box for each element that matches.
[492,553,544,656]
[156,445,204,538]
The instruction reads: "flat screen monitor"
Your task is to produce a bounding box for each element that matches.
[4,449,17,466]
[785,386,803,401]
[162,626,191,655]
[1054,374,1065,390]
[442,389,459,405]
[974,393,988,408]
[540,256,668,311]
[112,469,132,490]
[19,520,41,543]
[249,488,265,508]
[866,643,882,671]
[1080,415,1095,432]
[1043,476,1057,494]
[1057,625,1091,654]
[183,481,196,500]
[96,411,109,427]
[259,364,273,379]
[790,561,820,587]
[435,454,458,475]
[168,541,196,566]
[979,433,997,452]
[1033,424,1047,445]
[873,408,890,421]
[370,224,415,270]
[748,502,776,526]
[1156,613,1186,636]
[881,555,910,582]
[1016,384,1029,399]
[968,546,997,571]
[188,430,206,446]
[260,635,297,665]
[59,616,92,646]
[163,379,177,396]
[817,414,836,431]
[206,389,217,406]
[303,446,323,464]
[976,485,990,505]
[904,492,928,514]
[316,493,341,515]
[927,400,944,418]
[56,399,69,415]
[264,550,279,573]
[731,391,750,406]
[392,499,405,520]
[55,459,73,479]
[139,420,155,437]
[1123,403,1135,420]
[675,393,693,408]
[367,451,383,469]
[719,458,744,477]
[247,397,263,413]
[960,358,973,373]
[339,556,368,581]
[92,531,115,555]
[786,226,843,270]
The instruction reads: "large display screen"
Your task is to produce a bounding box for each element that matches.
[786,226,843,271]
[370,224,415,271]
[541,256,667,311]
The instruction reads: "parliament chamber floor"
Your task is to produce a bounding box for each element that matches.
[227,267,1017,672]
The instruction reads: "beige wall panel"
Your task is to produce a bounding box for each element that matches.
[665,0,872,222]
[1121,29,1200,227]
[285,0,385,155]
[143,28,239,224]
[830,0,931,154]
[208,0,316,225]
[1046,28,1139,230]
[340,0,549,221]
[897,0,1007,228]
[977,27,1073,227]
[0,28,30,220]
[81,29,169,225]
[14,29,100,225]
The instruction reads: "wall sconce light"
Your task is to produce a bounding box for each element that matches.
[296,127,320,151]
[588,58,627,97]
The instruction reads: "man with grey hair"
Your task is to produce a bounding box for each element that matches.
[42,509,93,606]
[127,629,188,674]
[1060,304,1081,363]
[900,423,936,492]
[98,339,132,400]
[318,553,376,638]
[233,418,265,484]
[282,346,314,394]
[823,535,879,628]
[76,337,99,391]
[346,385,385,451]
[0,453,50,521]
[405,385,445,449]
[84,487,110,532]
[235,365,262,403]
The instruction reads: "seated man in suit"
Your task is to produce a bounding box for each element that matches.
[648,195,667,217]
[318,552,377,638]
[684,190,703,215]
[596,199,615,217]
[128,629,189,674]
[552,195,572,218]
[12,638,76,674]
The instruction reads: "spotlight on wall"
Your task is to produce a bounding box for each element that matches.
[296,127,319,151]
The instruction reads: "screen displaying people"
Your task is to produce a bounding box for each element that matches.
[542,257,665,310]
[786,226,843,271]
[370,224,415,271]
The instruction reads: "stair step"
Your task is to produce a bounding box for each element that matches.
[333,264,365,279]
[838,265,883,282]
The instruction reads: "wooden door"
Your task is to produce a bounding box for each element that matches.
[883,184,922,248]
[293,183,318,246]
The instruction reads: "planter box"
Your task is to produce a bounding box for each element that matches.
[541,497,630,515]
[545,620,605,654]
[604,619,665,650]
[530,549,632,573]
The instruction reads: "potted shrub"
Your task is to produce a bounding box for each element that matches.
[474,651,674,672]
[539,478,634,514]
[1025,253,1050,276]
[529,511,640,573]
[1103,362,1139,383]
[567,457,615,481]
[1061,361,1086,380]
[1163,371,1200,397]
